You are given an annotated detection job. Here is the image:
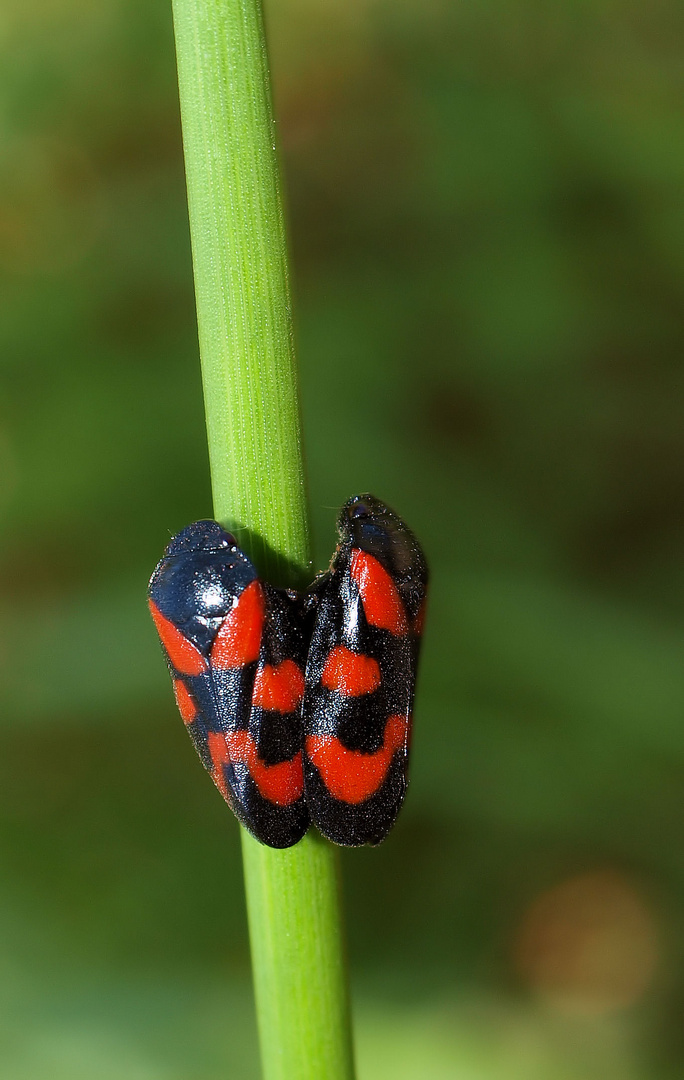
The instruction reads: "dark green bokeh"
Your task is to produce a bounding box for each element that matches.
[2,1,684,1076]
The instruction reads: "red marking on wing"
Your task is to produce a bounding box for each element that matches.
[253,659,305,713]
[149,600,208,675]
[321,645,381,697]
[306,714,409,804]
[210,581,265,668]
[412,598,427,637]
[350,550,408,636]
[208,730,303,806]
[173,679,198,724]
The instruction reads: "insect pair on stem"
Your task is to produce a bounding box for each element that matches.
[149,495,428,848]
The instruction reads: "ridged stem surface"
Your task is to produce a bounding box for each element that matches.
[173,0,308,586]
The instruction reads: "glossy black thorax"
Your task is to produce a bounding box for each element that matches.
[149,520,257,655]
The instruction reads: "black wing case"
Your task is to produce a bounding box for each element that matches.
[303,495,428,846]
[207,583,309,849]
[148,521,309,849]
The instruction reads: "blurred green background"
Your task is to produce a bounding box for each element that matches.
[2,0,684,1076]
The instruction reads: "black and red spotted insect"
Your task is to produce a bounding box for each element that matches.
[148,521,309,849]
[303,495,428,845]
[148,496,428,848]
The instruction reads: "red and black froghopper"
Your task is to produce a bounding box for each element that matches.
[303,495,428,846]
[148,497,428,848]
[148,521,309,849]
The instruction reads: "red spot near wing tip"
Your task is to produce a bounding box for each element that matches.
[306,714,409,804]
[149,600,207,675]
[173,679,198,724]
[350,550,408,636]
[321,645,381,697]
[253,659,305,713]
[208,731,304,806]
[210,580,265,669]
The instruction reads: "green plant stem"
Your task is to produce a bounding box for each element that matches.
[171,1,355,1078]
[241,831,354,1080]
[172,0,309,588]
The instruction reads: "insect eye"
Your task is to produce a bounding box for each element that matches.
[350,501,369,518]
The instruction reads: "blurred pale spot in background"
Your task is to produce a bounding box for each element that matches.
[515,870,659,1015]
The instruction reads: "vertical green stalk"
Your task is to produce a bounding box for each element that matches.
[171,1,355,1078]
